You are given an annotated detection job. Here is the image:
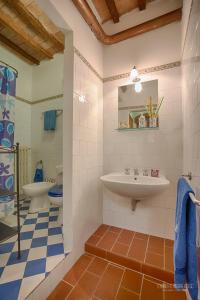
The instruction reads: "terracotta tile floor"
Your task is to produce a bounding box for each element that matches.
[48,253,187,300]
[85,225,174,283]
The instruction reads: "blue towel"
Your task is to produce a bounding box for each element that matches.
[44,110,57,130]
[174,177,198,300]
[34,168,43,182]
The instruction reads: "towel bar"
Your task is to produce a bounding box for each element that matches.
[182,173,200,205]
[42,109,63,113]
[42,110,63,117]
[189,193,200,206]
[182,172,192,181]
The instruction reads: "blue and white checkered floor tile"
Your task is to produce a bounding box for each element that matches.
[0,206,66,300]
[13,197,31,220]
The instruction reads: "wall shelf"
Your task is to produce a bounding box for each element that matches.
[115,127,159,131]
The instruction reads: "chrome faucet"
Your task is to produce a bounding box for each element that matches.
[124,168,131,175]
[133,168,139,176]
[143,169,149,176]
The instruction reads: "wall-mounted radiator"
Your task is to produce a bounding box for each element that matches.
[15,146,31,195]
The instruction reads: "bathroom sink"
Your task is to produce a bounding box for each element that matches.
[100,172,170,209]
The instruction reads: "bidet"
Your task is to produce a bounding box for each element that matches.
[23,181,54,213]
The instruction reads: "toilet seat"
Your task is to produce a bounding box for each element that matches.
[48,184,63,224]
[48,185,63,197]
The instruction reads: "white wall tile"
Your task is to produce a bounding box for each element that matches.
[103,67,182,239]
[182,0,200,179]
[72,54,103,256]
[31,98,63,180]
[182,4,200,280]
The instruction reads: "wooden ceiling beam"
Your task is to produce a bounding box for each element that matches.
[0,10,53,59]
[105,0,119,23]
[0,33,40,64]
[72,0,182,45]
[138,0,147,11]
[5,0,64,51]
[109,9,182,44]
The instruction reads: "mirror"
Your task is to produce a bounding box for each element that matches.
[118,79,159,129]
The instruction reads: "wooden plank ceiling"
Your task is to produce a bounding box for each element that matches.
[0,0,65,65]
[92,0,154,23]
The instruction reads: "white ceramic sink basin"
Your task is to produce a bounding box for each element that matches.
[100,172,170,209]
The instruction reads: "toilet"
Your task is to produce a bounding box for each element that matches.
[48,165,63,224]
[23,181,54,213]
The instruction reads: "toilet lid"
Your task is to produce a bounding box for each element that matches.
[48,185,63,197]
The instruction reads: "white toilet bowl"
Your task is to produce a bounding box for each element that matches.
[23,182,55,213]
[48,195,63,224]
[48,165,63,224]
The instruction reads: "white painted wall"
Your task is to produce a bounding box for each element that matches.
[32,53,64,101]
[103,22,181,77]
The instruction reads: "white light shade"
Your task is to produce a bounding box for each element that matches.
[79,95,86,103]
[130,66,138,81]
[135,82,142,93]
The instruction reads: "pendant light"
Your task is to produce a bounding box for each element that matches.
[130,66,138,81]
